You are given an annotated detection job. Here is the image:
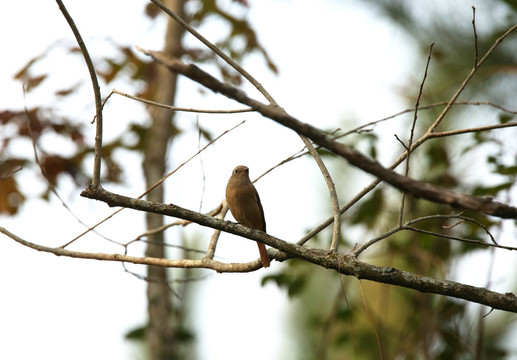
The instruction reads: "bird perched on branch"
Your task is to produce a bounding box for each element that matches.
[226,165,270,268]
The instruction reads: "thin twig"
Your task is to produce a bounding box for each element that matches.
[142,120,244,197]
[0,165,22,180]
[4,222,517,312]
[356,23,517,210]
[300,137,341,252]
[359,281,384,360]
[148,0,276,105]
[402,226,515,250]
[475,222,503,357]
[143,49,517,219]
[61,120,243,248]
[423,24,517,137]
[130,203,224,241]
[109,89,253,114]
[426,121,517,138]
[146,1,343,250]
[196,116,206,212]
[394,134,409,150]
[342,101,517,137]
[205,203,230,259]
[411,214,497,245]
[60,207,125,248]
[317,280,355,359]
[472,6,479,67]
[352,214,513,258]
[254,148,307,183]
[347,26,517,225]
[55,0,103,187]
[299,121,517,246]
[125,267,182,298]
[24,95,120,246]
[146,1,343,251]
[399,43,434,226]
[126,239,207,255]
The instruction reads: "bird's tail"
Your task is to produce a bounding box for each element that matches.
[256,242,270,268]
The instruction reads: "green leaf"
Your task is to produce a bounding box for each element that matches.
[349,188,384,227]
[472,182,513,196]
[261,272,307,298]
[495,164,517,176]
[125,325,147,340]
[498,113,513,124]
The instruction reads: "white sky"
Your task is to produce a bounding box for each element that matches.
[1,1,516,359]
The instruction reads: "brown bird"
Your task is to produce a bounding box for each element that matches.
[226,165,270,268]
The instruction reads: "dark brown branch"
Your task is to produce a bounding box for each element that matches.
[147,0,276,105]
[472,6,479,67]
[136,48,517,220]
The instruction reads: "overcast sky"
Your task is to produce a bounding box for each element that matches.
[1,1,515,359]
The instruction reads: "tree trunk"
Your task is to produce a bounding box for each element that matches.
[143,1,184,359]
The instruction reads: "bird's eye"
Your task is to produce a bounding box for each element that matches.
[234,169,239,174]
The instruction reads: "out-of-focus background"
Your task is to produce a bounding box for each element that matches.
[1,1,517,359]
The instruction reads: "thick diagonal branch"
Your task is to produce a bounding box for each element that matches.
[136,48,517,220]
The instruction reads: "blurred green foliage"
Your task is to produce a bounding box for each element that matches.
[273,1,517,359]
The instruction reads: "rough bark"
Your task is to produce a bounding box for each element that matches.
[143,1,184,359]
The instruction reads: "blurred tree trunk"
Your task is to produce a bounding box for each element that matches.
[143,0,185,359]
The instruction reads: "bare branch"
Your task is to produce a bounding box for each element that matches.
[131,203,224,240]
[61,120,242,248]
[401,226,515,250]
[352,214,516,258]
[147,0,277,105]
[399,43,434,225]
[55,0,103,187]
[109,89,254,114]
[427,121,517,138]
[422,23,517,137]
[359,281,384,359]
[472,6,479,67]
[24,91,118,245]
[137,47,517,219]
[394,134,409,150]
[205,202,229,260]
[301,113,517,244]
[125,239,206,256]
[146,3,343,252]
[342,101,517,137]
[300,137,342,252]
[3,219,517,312]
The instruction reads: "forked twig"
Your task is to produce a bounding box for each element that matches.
[148,0,276,105]
[342,100,517,137]
[24,94,119,246]
[61,120,243,248]
[138,48,517,219]
[146,1,343,252]
[352,214,513,258]
[3,223,517,312]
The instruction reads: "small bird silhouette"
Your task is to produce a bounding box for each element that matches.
[226,165,270,267]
